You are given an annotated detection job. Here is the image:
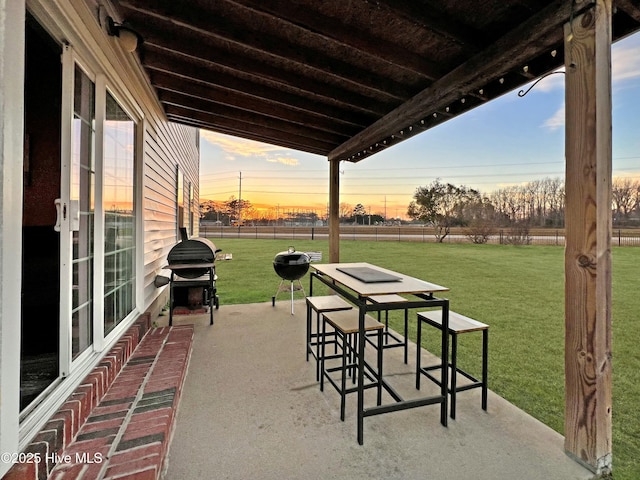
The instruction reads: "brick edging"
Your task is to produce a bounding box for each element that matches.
[48,325,194,480]
[4,313,152,480]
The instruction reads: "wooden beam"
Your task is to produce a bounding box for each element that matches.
[142,48,392,117]
[329,159,340,263]
[614,0,640,23]
[121,0,412,101]
[150,72,369,131]
[328,0,581,162]
[164,105,336,155]
[158,89,347,144]
[375,0,486,50]
[563,0,613,474]
[229,0,443,80]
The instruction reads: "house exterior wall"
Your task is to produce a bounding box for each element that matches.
[0,2,200,475]
[142,118,200,315]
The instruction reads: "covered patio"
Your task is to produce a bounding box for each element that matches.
[163,304,593,480]
[3,1,639,479]
[109,0,640,474]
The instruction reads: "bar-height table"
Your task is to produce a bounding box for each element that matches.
[310,262,450,445]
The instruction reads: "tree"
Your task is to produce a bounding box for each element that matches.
[464,196,497,244]
[200,200,223,221]
[487,177,565,227]
[200,200,229,223]
[223,196,253,224]
[352,203,367,224]
[612,178,640,225]
[407,179,477,242]
[339,202,352,222]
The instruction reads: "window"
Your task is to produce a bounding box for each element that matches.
[71,66,95,358]
[103,92,136,334]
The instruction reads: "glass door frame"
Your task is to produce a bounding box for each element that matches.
[19,14,144,448]
[59,45,95,374]
[59,45,144,378]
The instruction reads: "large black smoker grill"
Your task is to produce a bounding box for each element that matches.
[162,231,221,325]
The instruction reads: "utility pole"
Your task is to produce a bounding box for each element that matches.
[384,196,387,223]
[238,171,242,221]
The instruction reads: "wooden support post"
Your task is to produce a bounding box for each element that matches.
[564,0,613,474]
[328,158,340,263]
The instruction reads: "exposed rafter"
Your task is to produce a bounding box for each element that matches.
[113,0,638,159]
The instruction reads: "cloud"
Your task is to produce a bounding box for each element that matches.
[267,156,300,166]
[612,42,640,84]
[543,104,565,131]
[200,130,302,166]
[200,130,282,159]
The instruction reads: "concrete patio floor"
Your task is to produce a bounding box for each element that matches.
[161,300,595,480]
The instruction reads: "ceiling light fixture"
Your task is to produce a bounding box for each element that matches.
[106,16,143,53]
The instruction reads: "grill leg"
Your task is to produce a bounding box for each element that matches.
[273,278,305,313]
[272,279,285,306]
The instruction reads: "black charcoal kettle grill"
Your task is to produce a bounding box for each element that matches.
[156,229,221,325]
[272,246,311,314]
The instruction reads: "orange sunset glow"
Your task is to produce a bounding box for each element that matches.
[198,130,414,220]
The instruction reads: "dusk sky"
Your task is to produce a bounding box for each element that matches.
[199,31,640,220]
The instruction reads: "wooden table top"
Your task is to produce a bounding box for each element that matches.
[311,262,448,297]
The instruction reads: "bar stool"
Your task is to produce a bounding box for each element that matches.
[305,295,353,381]
[320,310,384,421]
[367,294,409,364]
[416,310,489,419]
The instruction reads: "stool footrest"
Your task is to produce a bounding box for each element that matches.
[418,365,483,392]
[367,329,404,346]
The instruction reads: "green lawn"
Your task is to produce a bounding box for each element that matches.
[208,238,640,480]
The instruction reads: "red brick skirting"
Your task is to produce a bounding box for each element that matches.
[4,314,194,480]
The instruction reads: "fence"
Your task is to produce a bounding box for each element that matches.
[199,224,640,247]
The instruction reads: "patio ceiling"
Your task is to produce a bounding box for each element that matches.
[114,0,640,162]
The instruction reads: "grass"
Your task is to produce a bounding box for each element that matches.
[208,238,640,480]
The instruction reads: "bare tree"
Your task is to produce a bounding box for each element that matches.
[540,177,565,227]
[612,178,639,224]
[490,186,525,224]
[488,177,565,227]
[339,202,352,221]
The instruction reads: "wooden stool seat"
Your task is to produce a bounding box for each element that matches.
[321,310,384,421]
[416,310,489,419]
[324,309,385,333]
